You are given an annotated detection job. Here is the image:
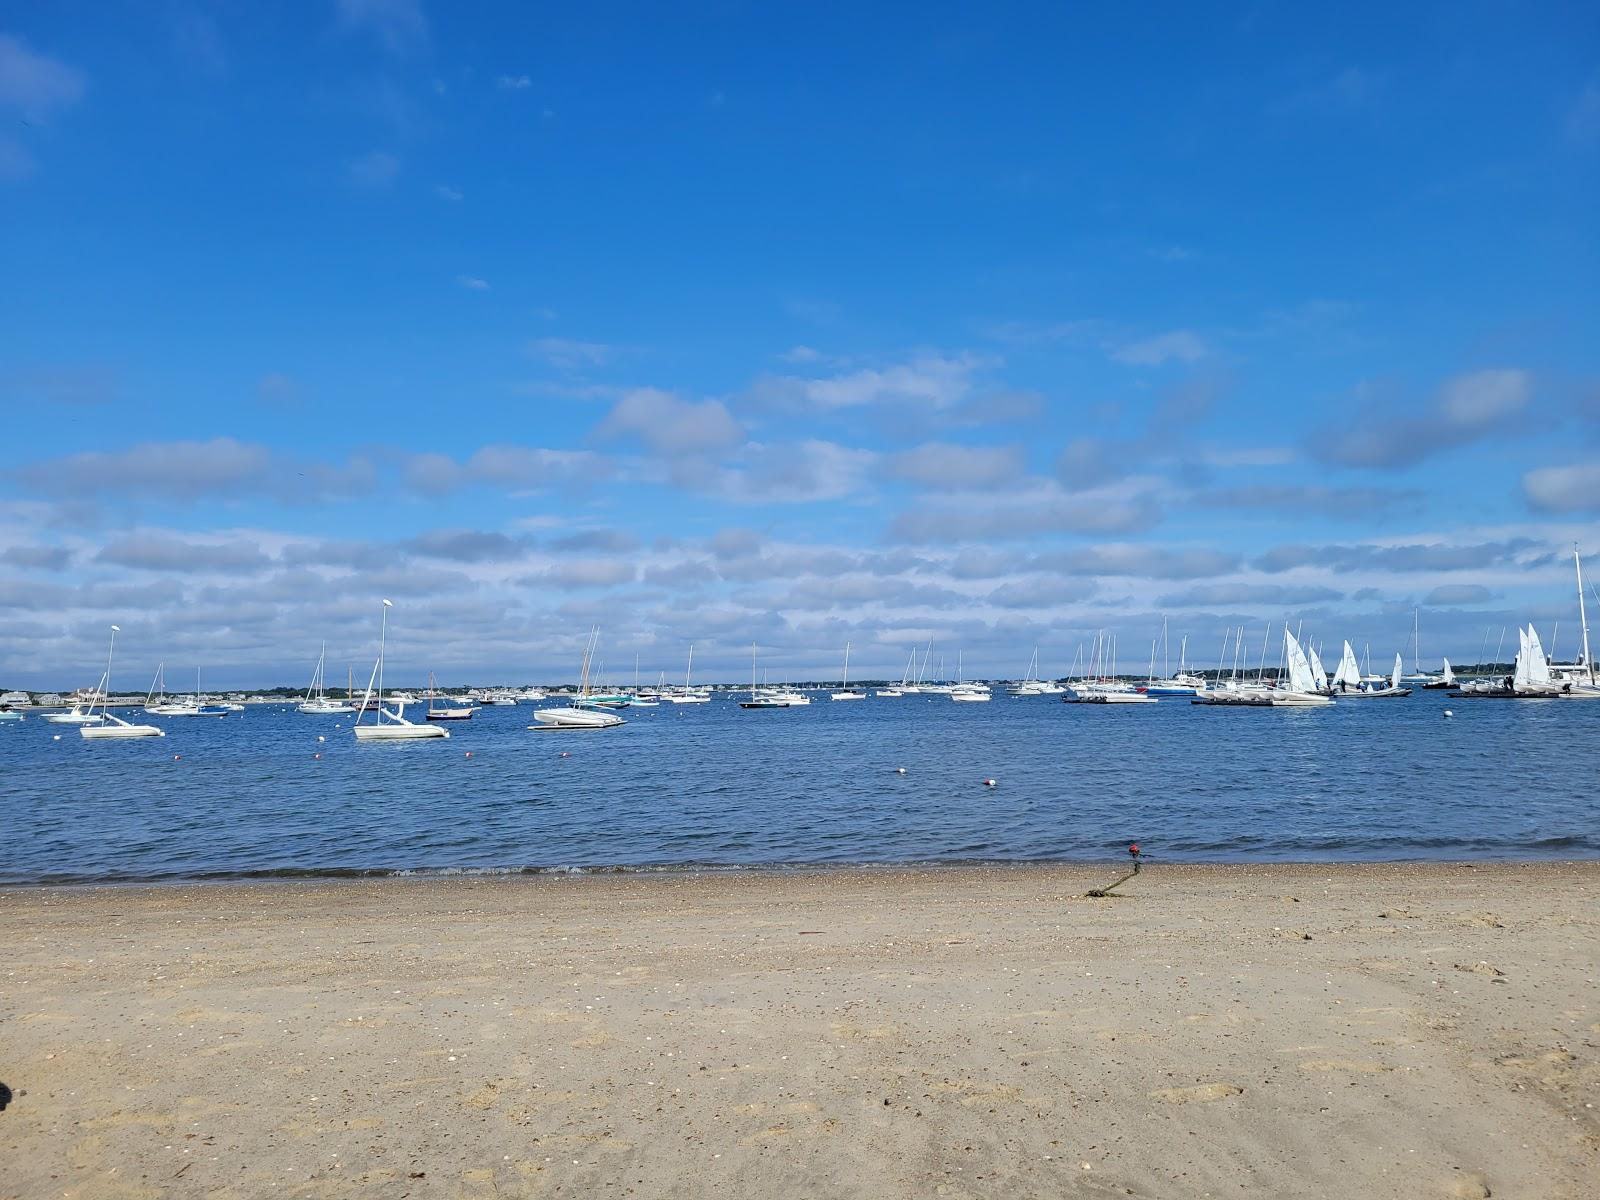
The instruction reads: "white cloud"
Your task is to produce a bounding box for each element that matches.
[434,184,463,201]
[457,275,490,290]
[498,74,532,90]
[402,445,603,495]
[716,441,878,503]
[1112,330,1208,367]
[598,389,745,456]
[887,442,1023,490]
[1315,368,1532,469]
[17,438,374,503]
[782,354,983,410]
[0,34,86,120]
[1523,463,1600,513]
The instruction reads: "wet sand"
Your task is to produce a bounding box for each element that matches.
[2,863,1596,1198]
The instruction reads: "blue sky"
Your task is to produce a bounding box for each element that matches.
[2,1,1598,687]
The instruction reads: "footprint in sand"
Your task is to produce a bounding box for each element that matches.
[1149,1083,1244,1103]
[1298,1059,1393,1074]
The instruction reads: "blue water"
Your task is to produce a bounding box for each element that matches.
[0,690,1595,884]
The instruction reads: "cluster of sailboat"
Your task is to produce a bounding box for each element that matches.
[14,547,1596,740]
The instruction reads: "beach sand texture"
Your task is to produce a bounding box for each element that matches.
[2,863,1596,1198]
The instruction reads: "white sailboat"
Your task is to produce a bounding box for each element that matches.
[299,643,356,714]
[81,626,165,739]
[532,628,627,728]
[1065,631,1156,703]
[353,601,450,740]
[1553,546,1600,698]
[663,643,711,703]
[154,666,232,717]
[1422,658,1457,689]
[831,641,866,700]
[1267,629,1335,706]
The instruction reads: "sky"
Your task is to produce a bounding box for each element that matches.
[1,1,1598,689]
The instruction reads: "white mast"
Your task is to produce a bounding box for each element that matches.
[1577,545,1594,682]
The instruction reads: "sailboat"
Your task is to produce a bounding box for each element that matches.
[740,644,793,708]
[831,641,866,700]
[81,626,165,739]
[1422,659,1457,690]
[299,643,356,713]
[1267,628,1335,706]
[1065,631,1155,703]
[1552,546,1600,698]
[425,673,477,720]
[353,601,450,740]
[1336,650,1411,698]
[663,644,711,703]
[1141,622,1208,696]
[531,629,627,728]
[153,666,232,717]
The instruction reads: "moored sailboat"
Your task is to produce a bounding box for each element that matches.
[353,601,450,741]
[81,626,165,739]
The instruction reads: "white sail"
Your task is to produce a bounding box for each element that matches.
[1513,626,1532,689]
[1334,641,1361,688]
[1526,625,1552,685]
[1390,653,1402,690]
[1284,629,1317,693]
[1308,645,1329,690]
[1441,658,1455,685]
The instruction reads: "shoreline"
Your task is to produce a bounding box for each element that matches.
[5,854,1597,892]
[6,861,1595,1197]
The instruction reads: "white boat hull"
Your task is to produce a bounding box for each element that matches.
[530,707,625,729]
[354,723,449,740]
[44,711,105,724]
[81,722,165,739]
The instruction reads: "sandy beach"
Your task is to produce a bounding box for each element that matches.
[2,862,1595,1198]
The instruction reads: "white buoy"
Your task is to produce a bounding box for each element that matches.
[895,767,907,775]
[53,734,61,741]
[983,778,997,788]
[317,735,325,743]
[1444,709,1454,718]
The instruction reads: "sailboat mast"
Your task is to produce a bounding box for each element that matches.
[1577,545,1594,681]
[377,599,391,711]
[1413,607,1420,675]
[104,625,119,711]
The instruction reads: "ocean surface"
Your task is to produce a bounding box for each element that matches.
[1,689,1595,884]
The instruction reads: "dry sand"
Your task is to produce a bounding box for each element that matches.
[2,862,1596,1198]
